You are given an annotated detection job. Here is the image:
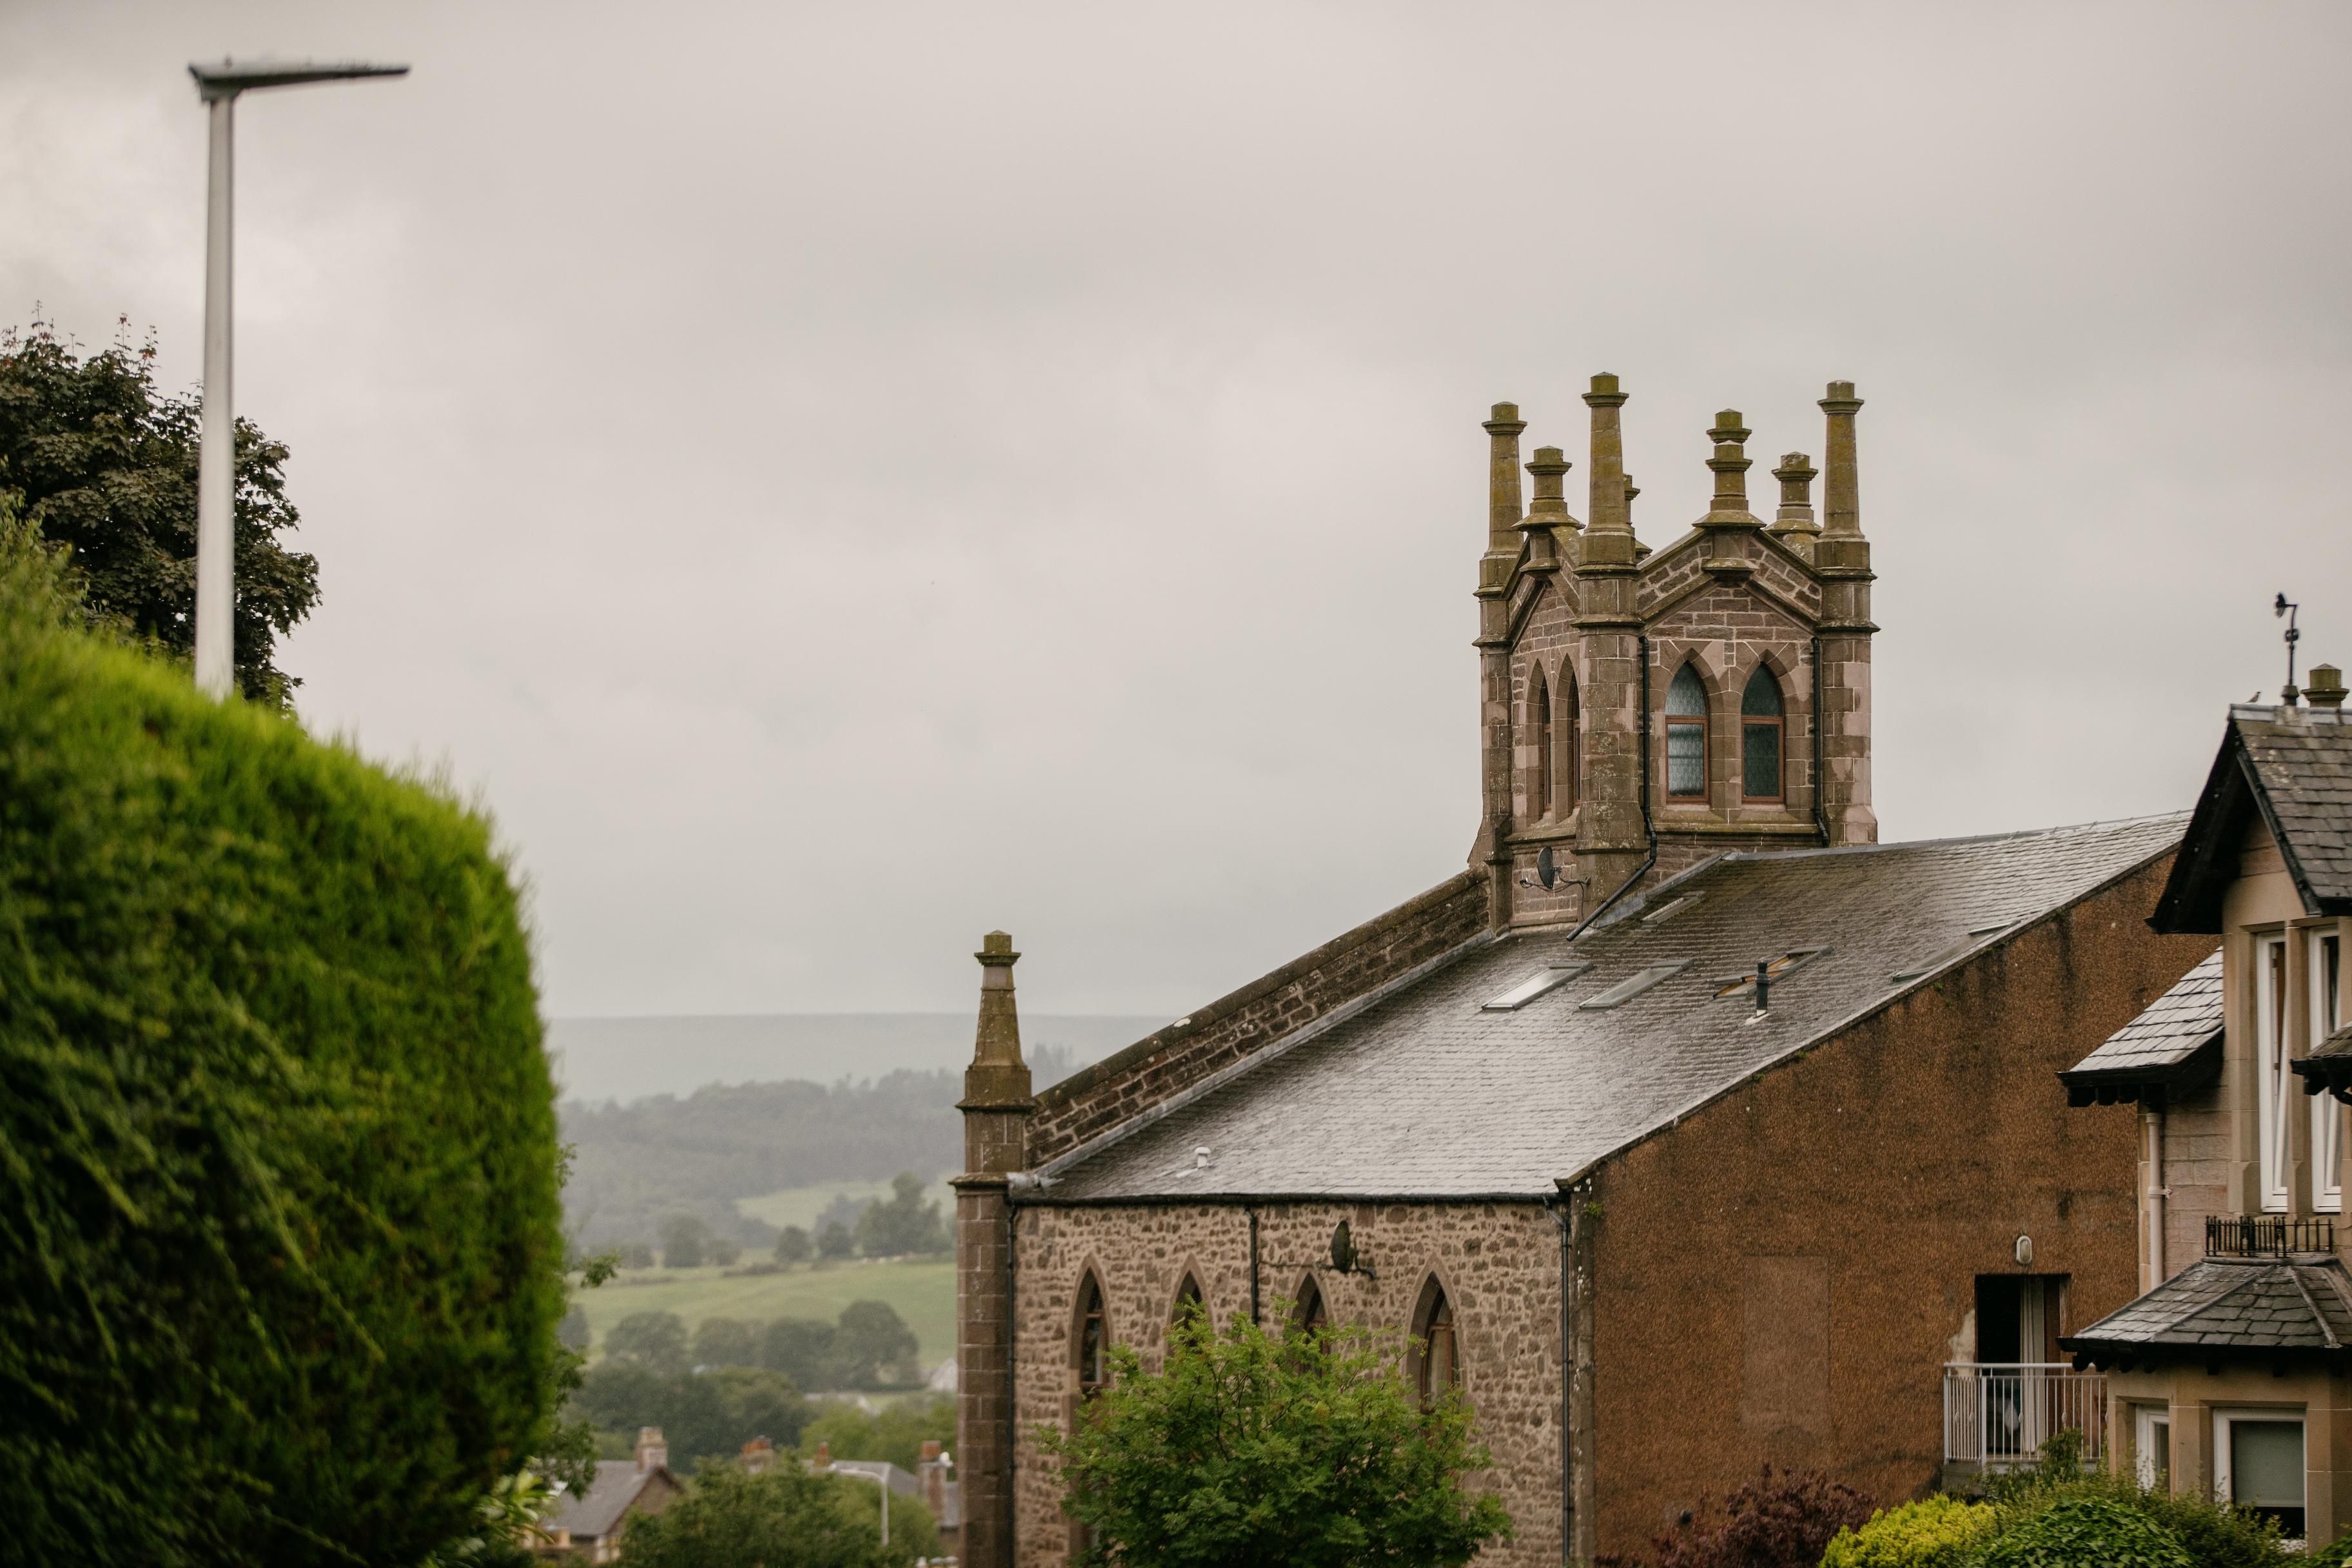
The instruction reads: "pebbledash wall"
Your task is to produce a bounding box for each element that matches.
[1007,1200,1565,1568]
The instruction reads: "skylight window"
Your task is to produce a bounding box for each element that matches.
[1891,924,2015,982]
[1713,948,1831,1000]
[1481,964,1592,1012]
[1642,893,1705,925]
[1578,960,1691,1010]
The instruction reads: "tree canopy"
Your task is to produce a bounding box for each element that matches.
[616,1464,929,1568]
[853,1171,948,1257]
[0,318,318,705]
[1039,1302,1512,1568]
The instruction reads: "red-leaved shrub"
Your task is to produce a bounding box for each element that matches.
[1600,1465,1877,1568]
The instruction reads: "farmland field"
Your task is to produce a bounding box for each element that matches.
[573,1256,955,1371]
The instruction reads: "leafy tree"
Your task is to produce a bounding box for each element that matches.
[1038,1302,1511,1568]
[854,1172,948,1257]
[775,1226,813,1265]
[818,1221,856,1260]
[616,1463,917,1568]
[0,318,317,705]
[764,1318,838,1389]
[618,1240,656,1269]
[661,1213,711,1268]
[832,1301,922,1389]
[607,1312,692,1375]
[801,1396,956,1475]
[571,1364,810,1476]
[692,1317,761,1369]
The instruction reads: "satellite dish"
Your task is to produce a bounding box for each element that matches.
[1329,1220,1357,1275]
[1537,847,1558,890]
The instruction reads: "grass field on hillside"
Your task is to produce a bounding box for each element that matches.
[574,1257,954,1371]
[732,1176,952,1233]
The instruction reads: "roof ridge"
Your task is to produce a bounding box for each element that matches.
[1717,811,2191,865]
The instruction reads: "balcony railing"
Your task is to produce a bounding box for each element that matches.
[1943,1364,2106,1471]
[2207,1215,2335,1257]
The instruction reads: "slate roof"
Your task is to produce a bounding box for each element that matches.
[1034,814,2188,1202]
[2063,1254,2352,1366]
[545,1461,667,1540]
[2153,704,2352,932]
[2059,947,2224,1105]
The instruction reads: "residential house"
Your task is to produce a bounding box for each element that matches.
[540,1427,683,1563]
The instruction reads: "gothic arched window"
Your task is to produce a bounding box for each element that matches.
[1560,665,1580,812]
[1530,666,1554,819]
[1171,1273,1204,1330]
[1414,1280,1458,1404]
[1077,1273,1108,1397]
[1741,667,1785,802]
[1295,1275,1328,1337]
[1666,662,1709,799]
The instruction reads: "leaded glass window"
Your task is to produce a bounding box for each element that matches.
[1741,667,1783,801]
[1666,663,1707,798]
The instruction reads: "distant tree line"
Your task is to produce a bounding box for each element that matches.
[608,1171,951,1271]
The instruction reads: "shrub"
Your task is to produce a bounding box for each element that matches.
[1821,1496,1994,1568]
[614,1462,911,1568]
[608,1311,692,1375]
[1980,1493,2191,1568]
[2310,1531,2352,1566]
[0,515,564,1563]
[1603,1466,1874,1568]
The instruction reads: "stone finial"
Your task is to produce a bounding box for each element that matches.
[1769,451,1821,552]
[1625,476,1649,560]
[2307,664,2345,710]
[971,931,1024,1070]
[1519,446,1580,561]
[1701,410,1759,526]
[1818,380,1864,538]
[1580,375,1634,571]
[1483,402,1527,561]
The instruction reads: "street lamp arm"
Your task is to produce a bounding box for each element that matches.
[189,59,409,102]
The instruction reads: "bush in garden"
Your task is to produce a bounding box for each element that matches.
[1819,1495,1994,1568]
[0,514,564,1563]
[1979,1493,2191,1568]
[615,1462,916,1568]
[1970,1440,2287,1568]
[1601,1465,1872,1568]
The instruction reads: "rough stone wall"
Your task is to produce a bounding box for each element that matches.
[1006,1200,1566,1568]
[1578,854,2211,1559]
[1028,872,1489,1166]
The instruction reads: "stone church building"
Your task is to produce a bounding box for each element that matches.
[952,379,2215,1565]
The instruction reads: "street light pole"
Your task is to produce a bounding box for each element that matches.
[188,57,407,699]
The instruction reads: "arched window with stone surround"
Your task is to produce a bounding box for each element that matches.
[1294,1275,1328,1336]
[1076,1273,1109,1398]
[1171,1272,1204,1329]
[1529,666,1554,819]
[1560,665,1580,812]
[1411,1277,1459,1406]
[1666,662,1709,799]
[1741,666,1785,802]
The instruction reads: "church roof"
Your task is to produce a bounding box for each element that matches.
[2059,946,2225,1106]
[2151,703,2352,933]
[2062,1252,2352,1367]
[1034,814,2188,1202]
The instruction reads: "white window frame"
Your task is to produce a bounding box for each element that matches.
[2315,928,2344,1214]
[2134,1404,2172,1490]
[2257,933,2292,1213]
[2211,1406,2306,1516]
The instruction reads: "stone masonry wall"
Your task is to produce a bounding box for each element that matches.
[1577,854,2211,1559]
[1027,872,1489,1166]
[1006,1200,1565,1568]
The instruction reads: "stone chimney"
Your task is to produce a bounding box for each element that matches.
[951,933,1031,1568]
[917,1440,952,1522]
[634,1427,668,1474]
[1572,374,1651,912]
[814,1439,832,1467]
[1769,452,1820,557]
[2308,664,2346,710]
[740,1436,774,1475]
[1812,382,1877,845]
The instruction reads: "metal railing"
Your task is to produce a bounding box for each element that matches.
[2207,1215,2335,1257]
[1943,1364,2106,1469]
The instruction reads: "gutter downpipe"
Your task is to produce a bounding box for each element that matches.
[1547,1197,1571,1562]
[1566,633,1658,942]
[2146,1104,2166,1288]
[1247,1206,1261,1325]
[1810,634,1831,847]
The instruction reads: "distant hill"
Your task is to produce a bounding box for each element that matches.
[553,1015,1158,1249]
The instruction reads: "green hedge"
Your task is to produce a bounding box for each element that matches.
[0,530,564,1563]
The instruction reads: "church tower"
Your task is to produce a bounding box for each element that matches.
[1475,377,1878,929]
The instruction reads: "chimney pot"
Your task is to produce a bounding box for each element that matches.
[2308,664,2346,710]
[816,1440,832,1466]
[921,1441,943,1461]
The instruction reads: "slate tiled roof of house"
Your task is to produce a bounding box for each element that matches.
[2155,705,2352,931]
[2059,947,2224,1104]
[1035,814,2188,1202]
[545,1461,665,1540]
[2063,1255,2352,1364]
[2311,1022,2352,1063]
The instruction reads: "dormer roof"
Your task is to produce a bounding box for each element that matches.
[2059,947,2225,1106]
[2151,705,2352,933]
[2063,1251,2352,1370]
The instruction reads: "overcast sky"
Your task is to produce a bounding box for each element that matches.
[4,1,2346,1021]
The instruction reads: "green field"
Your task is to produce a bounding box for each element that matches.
[731,1175,952,1233]
[574,1257,955,1371]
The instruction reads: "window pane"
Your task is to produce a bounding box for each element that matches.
[2233,1421,2305,1509]
[1743,720,1781,799]
[1741,667,1783,716]
[1667,663,1707,716]
[1668,721,1705,795]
